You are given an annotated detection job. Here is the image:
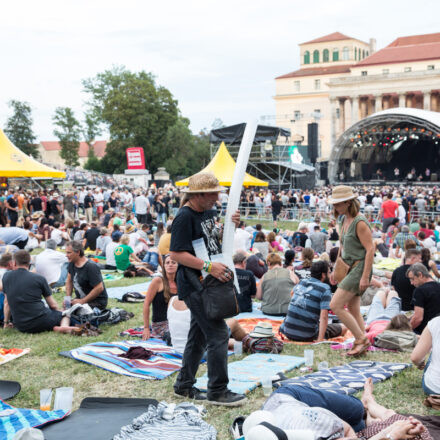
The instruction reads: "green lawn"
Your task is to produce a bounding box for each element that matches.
[1,281,438,438]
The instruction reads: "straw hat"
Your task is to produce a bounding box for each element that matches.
[249,322,274,338]
[327,185,358,204]
[31,212,41,220]
[181,172,224,193]
[125,224,135,234]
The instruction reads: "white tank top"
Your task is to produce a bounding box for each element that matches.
[167,296,191,354]
[424,316,440,393]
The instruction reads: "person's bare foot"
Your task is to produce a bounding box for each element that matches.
[361,377,374,407]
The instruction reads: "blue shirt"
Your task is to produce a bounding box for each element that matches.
[280,277,331,341]
[0,227,28,244]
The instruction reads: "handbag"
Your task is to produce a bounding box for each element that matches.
[201,273,239,321]
[333,246,351,284]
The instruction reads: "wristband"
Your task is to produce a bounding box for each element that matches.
[207,262,213,273]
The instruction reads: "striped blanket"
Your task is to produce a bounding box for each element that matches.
[0,348,30,366]
[60,340,183,380]
[0,400,69,440]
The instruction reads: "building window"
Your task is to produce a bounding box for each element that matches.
[361,71,367,76]
[314,79,320,90]
[404,67,412,72]
[362,49,366,58]
[382,69,389,75]
[366,51,369,56]
[342,47,349,60]
[294,110,301,120]
[354,47,357,60]
[332,48,339,61]
[294,80,300,91]
[336,108,340,119]
[313,50,320,63]
[428,65,435,70]
[323,49,329,62]
[304,50,310,64]
[314,109,321,115]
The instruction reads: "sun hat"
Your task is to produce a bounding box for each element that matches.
[181,172,224,193]
[125,224,136,234]
[31,212,41,220]
[249,322,274,338]
[327,185,358,204]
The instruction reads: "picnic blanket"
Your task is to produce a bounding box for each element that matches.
[0,348,30,366]
[373,258,401,271]
[60,340,183,380]
[275,360,411,395]
[0,399,69,440]
[195,353,305,395]
[106,281,151,300]
[102,273,124,282]
[120,327,145,337]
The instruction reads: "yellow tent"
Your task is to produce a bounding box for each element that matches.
[176,142,268,187]
[0,129,65,178]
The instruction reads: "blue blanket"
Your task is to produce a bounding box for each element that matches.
[275,361,411,394]
[0,400,69,440]
[196,353,305,395]
[106,281,151,299]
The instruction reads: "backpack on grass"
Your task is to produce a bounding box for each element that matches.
[242,334,284,354]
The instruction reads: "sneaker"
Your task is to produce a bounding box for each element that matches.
[207,390,247,407]
[174,387,207,401]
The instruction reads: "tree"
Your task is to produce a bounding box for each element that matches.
[82,111,102,172]
[82,66,178,174]
[52,107,81,167]
[4,100,39,157]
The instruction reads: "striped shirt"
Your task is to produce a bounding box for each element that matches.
[280,277,331,341]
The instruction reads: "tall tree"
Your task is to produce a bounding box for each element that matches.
[52,107,81,167]
[4,100,39,157]
[82,66,178,174]
[82,111,102,171]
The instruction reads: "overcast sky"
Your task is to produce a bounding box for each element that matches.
[0,0,438,141]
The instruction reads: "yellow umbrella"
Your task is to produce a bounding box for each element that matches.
[0,129,65,178]
[176,142,268,187]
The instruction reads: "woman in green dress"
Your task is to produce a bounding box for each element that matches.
[329,186,374,356]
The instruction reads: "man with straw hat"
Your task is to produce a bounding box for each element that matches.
[170,172,246,406]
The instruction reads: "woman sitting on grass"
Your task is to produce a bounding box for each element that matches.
[267,231,283,252]
[142,254,177,340]
[253,231,271,260]
[294,247,314,280]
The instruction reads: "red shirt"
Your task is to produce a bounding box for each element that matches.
[414,228,434,239]
[366,320,389,344]
[382,200,398,218]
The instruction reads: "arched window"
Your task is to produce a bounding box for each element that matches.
[323,49,329,62]
[313,50,320,63]
[304,50,310,64]
[332,48,339,61]
[354,47,357,60]
[362,49,366,59]
[342,47,349,61]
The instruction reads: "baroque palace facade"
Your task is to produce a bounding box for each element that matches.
[274,31,440,161]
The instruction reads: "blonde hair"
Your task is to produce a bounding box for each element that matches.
[120,234,130,245]
[301,247,314,268]
[266,252,282,267]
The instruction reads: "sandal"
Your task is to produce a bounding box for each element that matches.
[346,337,370,356]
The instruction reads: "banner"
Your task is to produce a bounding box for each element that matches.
[126,147,145,169]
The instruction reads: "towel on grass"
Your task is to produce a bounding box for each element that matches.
[106,281,151,299]
[0,400,69,440]
[195,353,305,395]
[0,348,30,366]
[275,360,411,395]
[102,273,124,282]
[60,340,182,380]
[373,258,401,271]
[120,327,145,337]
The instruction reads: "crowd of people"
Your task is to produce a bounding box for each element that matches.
[1,175,440,437]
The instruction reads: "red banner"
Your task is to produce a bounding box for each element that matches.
[126,147,146,170]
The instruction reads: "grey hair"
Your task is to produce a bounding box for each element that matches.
[233,250,247,265]
[406,262,430,278]
[66,240,84,257]
[46,239,57,250]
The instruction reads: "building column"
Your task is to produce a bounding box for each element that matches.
[330,98,338,149]
[374,94,382,113]
[423,91,431,111]
[351,96,359,124]
[339,98,346,134]
[398,93,406,108]
[360,98,368,119]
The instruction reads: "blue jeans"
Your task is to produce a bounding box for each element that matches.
[157,212,167,224]
[274,385,366,431]
[52,262,69,288]
[142,251,159,270]
[366,296,401,325]
[422,355,437,395]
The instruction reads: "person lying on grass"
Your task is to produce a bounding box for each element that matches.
[3,250,80,334]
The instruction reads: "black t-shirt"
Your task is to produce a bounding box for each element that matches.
[292,231,308,247]
[391,264,415,311]
[84,228,100,251]
[412,281,440,334]
[84,195,94,208]
[235,268,257,312]
[366,194,374,204]
[271,200,283,215]
[3,268,53,332]
[30,197,42,212]
[170,206,221,299]
[49,199,60,215]
[7,197,17,214]
[68,260,108,310]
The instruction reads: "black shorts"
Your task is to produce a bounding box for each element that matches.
[324,323,343,339]
[21,310,63,333]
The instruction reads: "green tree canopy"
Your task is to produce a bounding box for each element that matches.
[52,107,81,167]
[4,100,39,157]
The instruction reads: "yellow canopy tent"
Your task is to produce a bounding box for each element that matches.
[0,129,65,178]
[175,142,268,187]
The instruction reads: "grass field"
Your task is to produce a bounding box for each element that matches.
[1,276,438,438]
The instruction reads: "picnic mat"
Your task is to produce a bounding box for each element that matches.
[0,348,30,366]
[106,281,151,299]
[0,381,21,401]
[373,258,401,271]
[42,397,158,440]
[0,399,69,440]
[195,353,305,395]
[120,327,145,337]
[60,339,183,380]
[102,273,124,282]
[274,360,411,395]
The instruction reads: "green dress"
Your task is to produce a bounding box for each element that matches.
[338,214,371,296]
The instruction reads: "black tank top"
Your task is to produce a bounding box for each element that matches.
[152,289,176,322]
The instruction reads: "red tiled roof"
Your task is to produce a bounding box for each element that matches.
[388,32,440,47]
[355,40,440,67]
[276,64,352,79]
[300,32,353,45]
[40,140,107,158]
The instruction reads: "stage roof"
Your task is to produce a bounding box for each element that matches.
[210,123,290,145]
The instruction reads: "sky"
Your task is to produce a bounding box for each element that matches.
[0,0,438,141]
